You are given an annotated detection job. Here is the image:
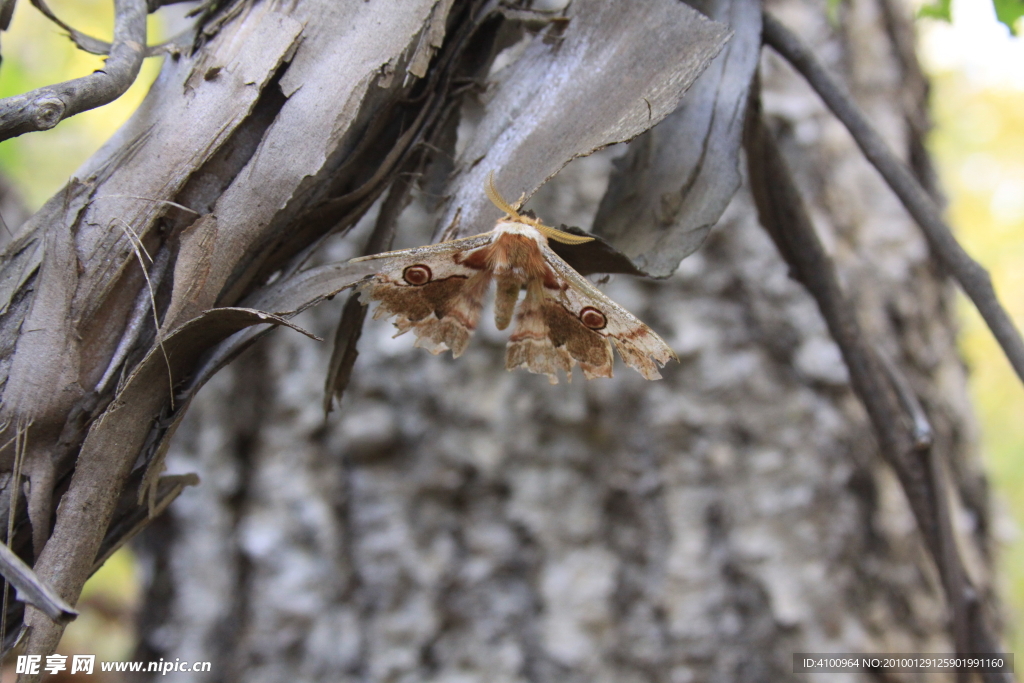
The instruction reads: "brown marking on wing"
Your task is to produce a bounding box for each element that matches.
[357,271,491,357]
[541,269,565,291]
[402,264,432,285]
[455,248,490,270]
[505,296,574,384]
[361,276,466,322]
[541,299,614,379]
[578,307,607,330]
[534,238,676,380]
[506,287,613,383]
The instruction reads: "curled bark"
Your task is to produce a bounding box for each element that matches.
[0,544,75,625]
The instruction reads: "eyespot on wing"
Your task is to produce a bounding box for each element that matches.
[402,264,432,286]
[579,306,607,330]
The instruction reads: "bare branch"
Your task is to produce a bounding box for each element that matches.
[745,101,1008,666]
[29,0,111,55]
[876,350,933,450]
[0,0,146,142]
[30,0,195,58]
[762,11,1024,390]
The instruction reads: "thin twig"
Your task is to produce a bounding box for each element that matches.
[29,0,113,55]
[96,195,200,216]
[0,0,146,142]
[30,0,196,58]
[762,11,1024,389]
[876,349,933,450]
[115,219,175,408]
[95,246,170,394]
[744,101,1008,668]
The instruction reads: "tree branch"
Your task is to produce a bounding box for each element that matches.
[876,350,933,450]
[30,0,196,58]
[745,101,1008,671]
[762,11,1024,390]
[0,0,146,142]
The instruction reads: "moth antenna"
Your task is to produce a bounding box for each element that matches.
[485,173,594,244]
[485,172,521,218]
[534,222,595,245]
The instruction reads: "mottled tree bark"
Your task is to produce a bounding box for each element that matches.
[132,0,997,682]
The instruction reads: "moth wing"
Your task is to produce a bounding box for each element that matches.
[505,291,587,384]
[538,242,677,380]
[351,233,495,357]
[349,231,494,267]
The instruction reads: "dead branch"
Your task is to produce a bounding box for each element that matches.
[762,11,1024,390]
[0,0,146,142]
[745,98,1008,675]
[323,177,411,414]
[19,309,318,669]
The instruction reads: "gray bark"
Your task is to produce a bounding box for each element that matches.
[130,1,998,682]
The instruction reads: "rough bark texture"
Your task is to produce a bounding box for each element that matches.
[129,0,997,681]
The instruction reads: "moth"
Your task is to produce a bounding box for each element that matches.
[350,176,677,383]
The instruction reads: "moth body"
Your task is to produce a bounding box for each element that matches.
[460,221,565,331]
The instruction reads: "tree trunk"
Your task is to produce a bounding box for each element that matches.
[128,0,999,682]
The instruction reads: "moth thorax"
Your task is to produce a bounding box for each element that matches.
[494,277,522,331]
[491,232,549,278]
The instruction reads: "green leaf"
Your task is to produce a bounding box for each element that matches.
[918,0,952,22]
[993,0,1024,35]
[826,0,843,27]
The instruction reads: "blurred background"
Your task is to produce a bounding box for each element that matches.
[0,0,1019,675]
[919,0,1024,653]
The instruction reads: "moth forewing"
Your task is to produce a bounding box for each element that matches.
[349,232,495,269]
[351,234,496,357]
